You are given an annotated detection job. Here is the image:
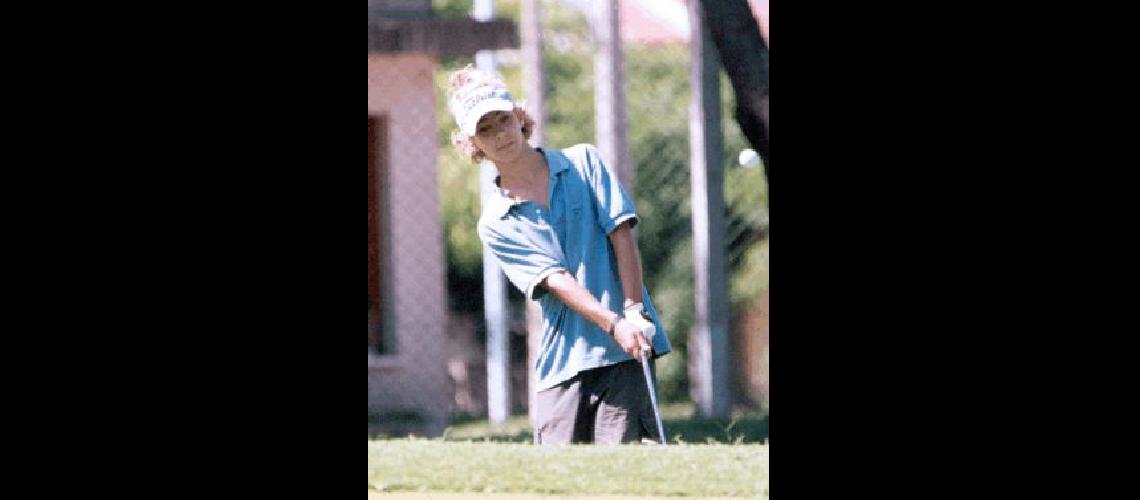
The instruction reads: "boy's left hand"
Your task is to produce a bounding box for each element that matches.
[624,303,656,352]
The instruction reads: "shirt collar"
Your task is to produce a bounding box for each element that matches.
[485,185,519,220]
[543,148,569,176]
[484,148,567,219]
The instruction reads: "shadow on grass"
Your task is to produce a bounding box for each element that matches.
[427,411,768,444]
[370,400,769,444]
[663,414,768,444]
[440,414,534,443]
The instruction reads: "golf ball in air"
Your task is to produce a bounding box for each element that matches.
[738,148,759,167]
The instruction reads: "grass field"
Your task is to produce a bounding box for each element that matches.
[368,440,768,498]
[368,404,769,498]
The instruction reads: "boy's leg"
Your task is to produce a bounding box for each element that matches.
[592,360,654,444]
[533,373,595,444]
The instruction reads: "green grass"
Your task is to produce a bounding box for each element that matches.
[368,439,768,498]
[368,404,769,497]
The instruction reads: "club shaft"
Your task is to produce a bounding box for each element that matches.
[640,353,667,445]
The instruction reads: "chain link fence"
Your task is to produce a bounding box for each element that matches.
[368,53,453,437]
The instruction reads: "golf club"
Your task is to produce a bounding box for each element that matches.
[640,345,667,445]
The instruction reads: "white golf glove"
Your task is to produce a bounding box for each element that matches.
[624,302,656,348]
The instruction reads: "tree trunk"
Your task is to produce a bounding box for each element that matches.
[699,0,768,186]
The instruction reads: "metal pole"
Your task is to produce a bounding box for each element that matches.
[689,0,731,417]
[521,0,546,429]
[592,0,633,193]
[475,0,511,427]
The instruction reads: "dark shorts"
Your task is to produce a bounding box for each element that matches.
[533,359,660,444]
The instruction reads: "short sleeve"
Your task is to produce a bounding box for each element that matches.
[580,144,639,235]
[477,220,568,301]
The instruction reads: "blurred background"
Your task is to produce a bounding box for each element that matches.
[368,0,768,442]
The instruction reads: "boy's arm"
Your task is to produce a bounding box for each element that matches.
[540,271,650,358]
[608,220,657,353]
[607,220,645,310]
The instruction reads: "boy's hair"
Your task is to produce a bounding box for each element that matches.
[446,66,536,163]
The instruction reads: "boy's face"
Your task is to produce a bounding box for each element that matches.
[472,110,525,163]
